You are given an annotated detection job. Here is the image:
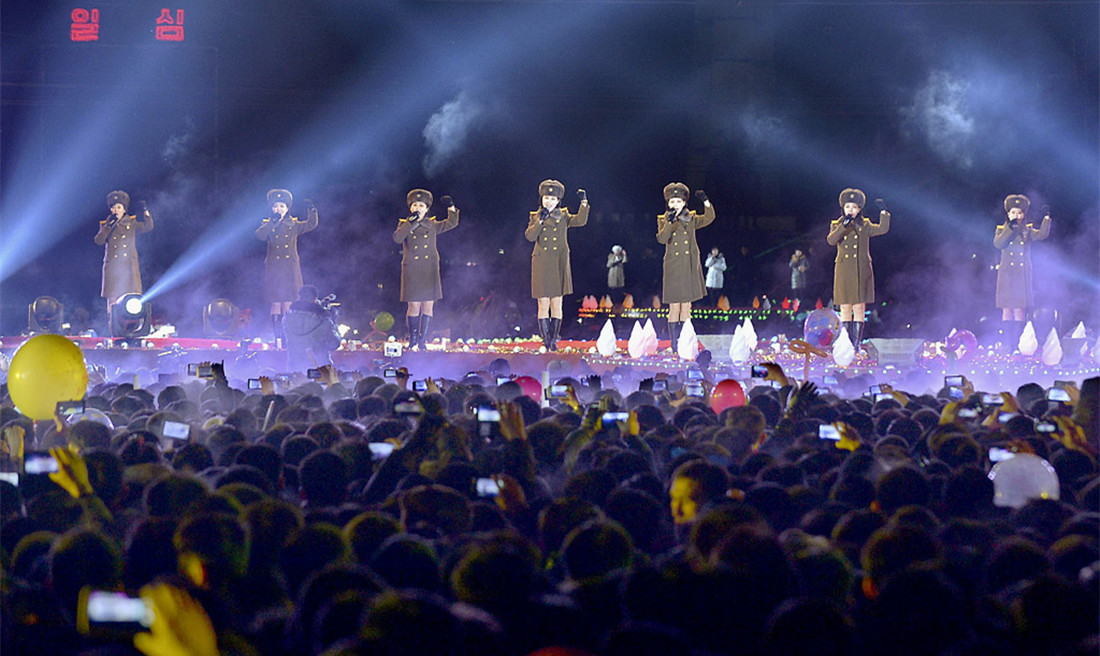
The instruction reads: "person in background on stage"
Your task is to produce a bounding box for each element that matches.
[827,188,890,349]
[657,183,715,347]
[283,285,341,372]
[95,190,153,323]
[704,246,726,306]
[607,245,627,292]
[393,189,459,351]
[995,194,1051,344]
[526,179,589,352]
[256,189,318,346]
[789,248,809,305]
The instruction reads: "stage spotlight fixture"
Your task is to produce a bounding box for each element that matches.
[27,296,64,334]
[111,293,152,338]
[202,298,239,339]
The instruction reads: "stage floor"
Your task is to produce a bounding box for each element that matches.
[2,332,1098,398]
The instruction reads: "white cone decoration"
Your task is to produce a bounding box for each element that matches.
[677,317,699,361]
[1070,322,1087,339]
[627,321,645,359]
[1040,327,1062,366]
[1018,321,1038,356]
[642,319,659,356]
[1091,336,1100,363]
[596,319,617,357]
[728,325,751,363]
[741,318,758,351]
[832,327,855,367]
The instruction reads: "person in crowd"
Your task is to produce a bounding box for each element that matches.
[657,183,715,347]
[704,247,727,306]
[283,285,341,372]
[827,188,890,349]
[995,194,1052,345]
[95,190,154,323]
[393,189,460,351]
[607,245,627,292]
[1,360,1095,656]
[255,189,319,345]
[526,180,589,352]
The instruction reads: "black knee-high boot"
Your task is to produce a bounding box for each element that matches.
[418,314,432,351]
[549,318,561,351]
[271,315,284,345]
[668,321,682,350]
[407,314,420,350]
[538,318,552,351]
[852,321,865,349]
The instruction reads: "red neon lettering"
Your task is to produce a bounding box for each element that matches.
[70,7,100,42]
[155,8,185,41]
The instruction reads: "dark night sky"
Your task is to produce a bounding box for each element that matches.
[2,0,1097,338]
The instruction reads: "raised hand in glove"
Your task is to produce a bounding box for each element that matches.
[441,195,454,208]
[695,190,708,203]
[577,189,588,203]
[305,198,316,211]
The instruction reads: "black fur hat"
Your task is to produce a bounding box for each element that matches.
[663,183,690,201]
[107,190,130,211]
[839,188,866,209]
[267,189,293,207]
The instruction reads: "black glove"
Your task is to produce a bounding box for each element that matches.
[441,195,454,208]
[666,209,677,221]
[1040,204,1051,217]
[577,189,587,203]
[874,198,888,212]
[842,216,854,227]
[305,198,316,211]
[694,190,708,202]
[538,207,550,221]
[139,200,149,219]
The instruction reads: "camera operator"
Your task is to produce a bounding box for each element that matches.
[282,285,341,373]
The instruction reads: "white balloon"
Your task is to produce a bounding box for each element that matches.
[989,453,1059,508]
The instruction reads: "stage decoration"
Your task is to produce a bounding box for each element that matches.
[8,334,89,420]
[741,318,758,351]
[596,319,617,357]
[641,319,658,356]
[728,325,751,363]
[1070,322,1087,339]
[1040,328,1062,366]
[599,295,613,309]
[677,318,699,361]
[372,312,394,333]
[944,328,978,361]
[622,294,634,309]
[1018,321,1038,356]
[627,321,645,359]
[832,329,855,367]
[789,338,830,382]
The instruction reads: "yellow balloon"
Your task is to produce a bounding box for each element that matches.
[8,334,89,420]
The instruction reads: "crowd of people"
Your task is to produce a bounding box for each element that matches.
[1,355,1097,656]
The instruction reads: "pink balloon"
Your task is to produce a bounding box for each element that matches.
[711,379,746,413]
[513,376,543,403]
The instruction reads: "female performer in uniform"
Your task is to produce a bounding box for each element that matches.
[95,190,153,322]
[657,183,714,348]
[393,189,459,350]
[995,194,1051,343]
[525,179,589,351]
[255,189,318,345]
[826,188,890,349]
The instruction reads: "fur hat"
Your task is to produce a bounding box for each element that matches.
[107,190,130,211]
[538,179,565,198]
[663,183,690,201]
[1004,194,1030,214]
[839,188,866,209]
[267,189,293,207]
[406,189,433,209]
